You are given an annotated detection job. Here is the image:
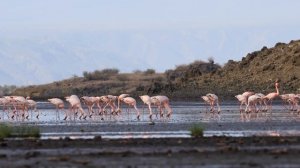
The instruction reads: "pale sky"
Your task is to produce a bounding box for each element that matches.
[1,0,300,85]
[1,0,300,30]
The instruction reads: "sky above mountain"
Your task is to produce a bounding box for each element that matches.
[1,0,300,86]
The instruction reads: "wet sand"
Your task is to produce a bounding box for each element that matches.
[35,120,300,133]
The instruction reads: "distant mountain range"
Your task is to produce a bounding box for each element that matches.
[1,28,299,86]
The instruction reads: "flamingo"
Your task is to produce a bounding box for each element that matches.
[255,93,268,111]
[263,82,280,111]
[48,98,65,120]
[65,95,86,120]
[139,95,154,119]
[280,94,298,111]
[206,93,221,113]
[94,96,106,115]
[245,94,262,113]
[0,97,10,119]
[119,96,140,120]
[280,94,293,111]
[0,97,9,112]
[10,96,29,119]
[117,94,130,112]
[3,96,18,119]
[80,96,100,118]
[151,95,172,118]
[242,91,255,98]
[241,91,255,106]
[26,96,39,119]
[201,95,211,113]
[235,94,248,113]
[296,94,300,112]
[288,94,299,112]
[99,95,118,114]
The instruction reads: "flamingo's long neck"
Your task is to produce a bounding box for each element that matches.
[275,84,279,95]
[117,97,121,109]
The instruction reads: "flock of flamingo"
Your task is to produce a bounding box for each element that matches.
[0,82,299,122]
[0,94,172,121]
[234,82,300,113]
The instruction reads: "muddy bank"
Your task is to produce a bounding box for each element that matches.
[34,121,300,134]
[1,137,300,167]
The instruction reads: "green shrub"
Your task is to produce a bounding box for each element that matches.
[144,69,156,75]
[116,74,129,81]
[12,125,40,138]
[83,68,120,81]
[0,124,40,139]
[101,68,119,75]
[133,70,142,74]
[189,124,204,138]
[0,124,12,139]
[165,60,221,81]
[0,85,17,96]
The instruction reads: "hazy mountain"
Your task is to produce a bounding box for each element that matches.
[1,28,299,86]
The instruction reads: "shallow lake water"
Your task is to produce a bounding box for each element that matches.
[1,101,300,139]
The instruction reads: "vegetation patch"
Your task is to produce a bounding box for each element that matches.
[189,124,204,138]
[0,124,40,139]
[0,124,12,139]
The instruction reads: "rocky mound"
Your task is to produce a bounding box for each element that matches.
[168,40,300,99]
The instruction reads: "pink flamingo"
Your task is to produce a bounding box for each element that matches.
[0,97,9,112]
[80,96,100,118]
[151,95,172,118]
[119,96,140,120]
[26,96,39,119]
[3,96,18,119]
[206,93,221,113]
[280,94,298,111]
[99,95,118,114]
[65,95,86,120]
[242,91,255,97]
[287,94,299,112]
[241,91,255,106]
[255,93,268,111]
[263,82,280,111]
[117,94,130,112]
[9,96,29,119]
[201,95,212,113]
[245,94,262,113]
[296,95,300,112]
[94,96,106,115]
[48,98,65,120]
[235,94,248,113]
[139,95,154,119]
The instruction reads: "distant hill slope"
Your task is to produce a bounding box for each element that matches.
[13,40,300,100]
